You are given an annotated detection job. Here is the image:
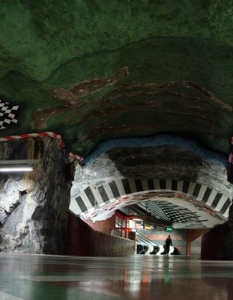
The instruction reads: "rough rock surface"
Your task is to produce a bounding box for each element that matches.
[72,145,233,198]
[0,2,233,158]
[0,137,74,254]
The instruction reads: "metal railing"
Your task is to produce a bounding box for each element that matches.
[136,231,157,246]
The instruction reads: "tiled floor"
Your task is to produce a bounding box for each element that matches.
[0,253,233,299]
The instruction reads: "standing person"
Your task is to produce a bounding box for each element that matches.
[165,235,173,255]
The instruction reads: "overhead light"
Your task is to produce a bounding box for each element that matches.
[0,159,39,172]
[0,166,33,172]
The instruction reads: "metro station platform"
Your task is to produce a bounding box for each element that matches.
[0,253,232,300]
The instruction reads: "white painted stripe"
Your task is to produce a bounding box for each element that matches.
[165,179,172,190]
[69,199,82,215]
[187,181,196,196]
[141,179,149,191]
[115,179,126,196]
[103,183,115,201]
[0,291,25,300]
[215,195,228,212]
[89,185,101,205]
[219,197,231,213]
[223,206,230,219]
[197,185,208,200]
[206,189,218,206]
[128,178,137,193]
[79,191,93,210]
[153,179,160,190]
[177,181,183,193]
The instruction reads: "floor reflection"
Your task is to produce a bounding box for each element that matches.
[0,254,233,300]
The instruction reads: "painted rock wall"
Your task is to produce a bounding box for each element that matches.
[0,137,74,254]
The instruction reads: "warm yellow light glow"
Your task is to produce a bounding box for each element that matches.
[145,225,152,230]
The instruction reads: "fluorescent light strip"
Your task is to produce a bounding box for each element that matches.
[0,159,39,172]
[0,166,33,172]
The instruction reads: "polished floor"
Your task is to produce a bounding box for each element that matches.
[0,253,233,300]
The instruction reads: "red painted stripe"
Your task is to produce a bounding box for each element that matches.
[21,134,33,139]
[4,136,15,140]
[0,132,83,161]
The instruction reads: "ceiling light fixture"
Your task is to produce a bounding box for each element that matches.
[0,166,33,172]
[0,159,39,172]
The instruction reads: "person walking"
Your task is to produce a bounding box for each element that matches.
[165,235,173,255]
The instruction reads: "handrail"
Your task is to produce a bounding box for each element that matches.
[136,231,157,246]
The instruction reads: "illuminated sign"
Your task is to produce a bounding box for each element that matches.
[165,227,173,232]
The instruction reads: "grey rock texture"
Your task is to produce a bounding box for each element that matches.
[72,146,233,197]
[0,137,74,254]
[72,144,233,260]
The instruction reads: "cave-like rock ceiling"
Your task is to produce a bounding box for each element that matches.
[0,0,232,159]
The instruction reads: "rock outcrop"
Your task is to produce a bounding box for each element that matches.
[0,137,74,254]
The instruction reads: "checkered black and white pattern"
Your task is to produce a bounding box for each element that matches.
[70,178,232,220]
[0,100,19,130]
[145,201,169,221]
[140,200,200,223]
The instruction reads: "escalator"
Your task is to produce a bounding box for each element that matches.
[136,231,159,255]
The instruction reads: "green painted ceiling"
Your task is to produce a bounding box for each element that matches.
[0,0,233,158]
